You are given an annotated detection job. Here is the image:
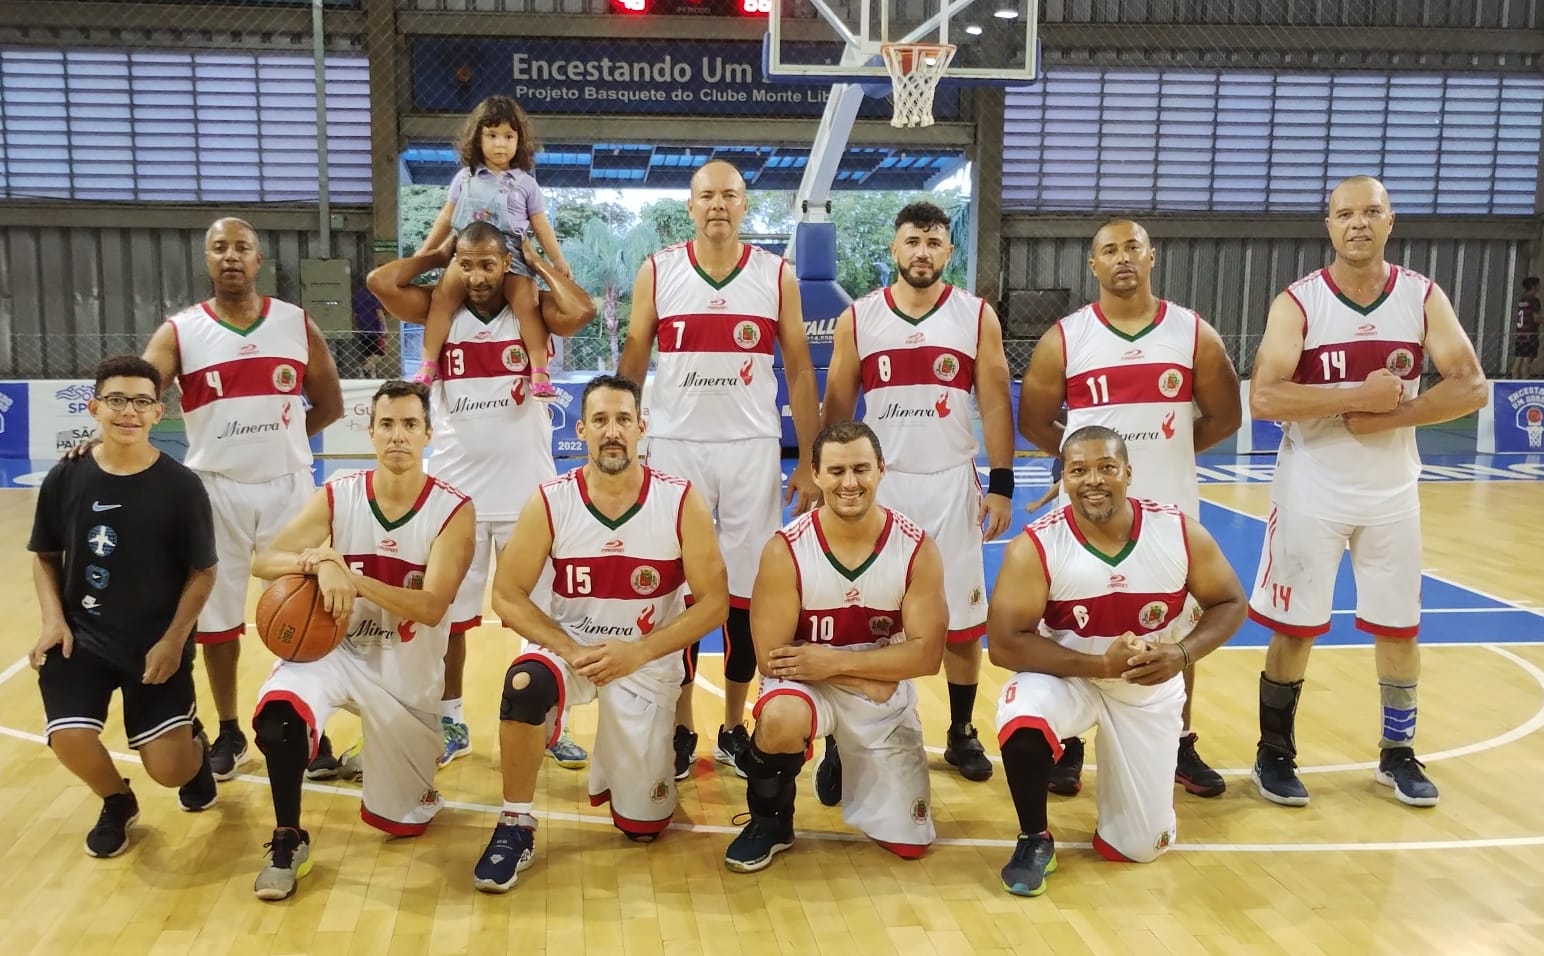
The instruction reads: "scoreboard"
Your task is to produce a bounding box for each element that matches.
[609,0,772,15]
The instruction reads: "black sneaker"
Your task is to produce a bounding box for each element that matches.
[1175,733,1226,798]
[714,724,751,778]
[944,725,994,782]
[305,734,341,781]
[814,736,842,807]
[1000,832,1057,898]
[178,725,218,812]
[85,783,139,858]
[673,726,698,781]
[1375,746,1439,807]
[473,815,537,893]
[1048,738,1084,796]
[1252,749,1310,806]
[209,724,249,782]
[724,813,794,873]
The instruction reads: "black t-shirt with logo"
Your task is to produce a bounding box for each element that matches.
[1516,294,1541,339]
[28,452,217,671]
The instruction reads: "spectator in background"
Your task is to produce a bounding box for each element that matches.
[1510,276,1541,380]
[351,284,389,378]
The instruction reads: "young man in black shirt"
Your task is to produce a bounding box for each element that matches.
[29,355,220,858]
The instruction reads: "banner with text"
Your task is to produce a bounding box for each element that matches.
[1479,380,1544,453]
[410,38,960,121]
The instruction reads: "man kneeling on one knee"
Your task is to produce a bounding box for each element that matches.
[986,425,1246,898]
[724,420,948,873]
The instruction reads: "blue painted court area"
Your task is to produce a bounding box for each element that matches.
[4,452,1540,649]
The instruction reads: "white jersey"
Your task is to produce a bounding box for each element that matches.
[327,470,469,712]
[171,297,313,482]
[1025,499,1192,656]
[427,303,555,520]
[779,506,925,651]
[1278,266,1428,524]
[1059,301,1201,517]
[541,466,691,687]
[646,241,784,442]
[854,285,985,474]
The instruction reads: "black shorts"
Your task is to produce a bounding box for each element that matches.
[1515,335,1538,359]
[38,643,196,749]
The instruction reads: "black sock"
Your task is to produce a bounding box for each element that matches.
[741,740,805,819]
[1001,729,1055,835]
[219,718,240,737]
[254,702,308,829]
[947,682,977,730]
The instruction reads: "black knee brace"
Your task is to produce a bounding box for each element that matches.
[723,607,757,684]
[500,660,559,725]
[254,700,304,754]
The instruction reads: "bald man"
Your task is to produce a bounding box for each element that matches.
[618,159,822,780]
[139,217,344,780]
[1017,217,1241,800]
[1246,177,1486,809]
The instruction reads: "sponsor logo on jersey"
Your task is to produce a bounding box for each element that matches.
[473,329,491,340]
[504,344,529,372]
[603,538,625,554]
[403,570,425,589]
[631,565,661,596]
[734,321,762,349]
[650,779,670,802]
[1161,410,1177,439]
[1355,323,1377,336]
[1140,601,1169,629]
[905,331,926,345]
[1113,427,1164,443]
[1387,348,1416,376]
[1108,573,1128,590]
[636,604,656,635]
[86,565,110,589]
[573,615,634,637]
[681,370,742,389]
[510,378,528,406]
[739,360,754,385]
[708,296,728,311]
[844,586,862,605]
[273,364,299,392]
[911,799,928,824]
[934,394,952,418]
[1157,368,1184,399]
[1120,347,1144,361]
[239,343,259,355]
[216,418,283,440]
[379,537,398,553]
[450,394,511,414]
[933,354,960,382]
[875,402,940,421]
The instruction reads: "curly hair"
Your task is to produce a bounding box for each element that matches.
[455,96,538,173]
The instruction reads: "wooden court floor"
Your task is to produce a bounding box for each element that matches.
[1,482,1542,956]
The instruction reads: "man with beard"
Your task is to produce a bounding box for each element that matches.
[472,374,729,893]
[1017,218,1241,799]
[814,201,1015,797]
[619,159,822,780]
[723,420,947,873]
[986,427,1245,898]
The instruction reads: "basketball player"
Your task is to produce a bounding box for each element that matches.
[1247,176,1487,808]
[988,426,1246,897]
[472,374,728,893]
[139,217,344,781]
[248,380,475,901]
[364,223,597,770]
[816,201,1013,792]
[618,159,821,780]
[28,355,219,858]
[1018,218,1241,799]
[723,420,947,873]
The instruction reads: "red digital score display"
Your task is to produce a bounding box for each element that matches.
[609,0,770,15]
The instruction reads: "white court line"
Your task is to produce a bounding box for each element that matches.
[0,656,30,688]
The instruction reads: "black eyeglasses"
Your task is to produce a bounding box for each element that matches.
[97,394,159,412]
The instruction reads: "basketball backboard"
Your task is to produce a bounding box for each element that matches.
[765,0,1038,86]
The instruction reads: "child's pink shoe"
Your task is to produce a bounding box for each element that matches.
[531,367,558,403]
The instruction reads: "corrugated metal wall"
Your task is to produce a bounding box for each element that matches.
[0,221,373,377]
[999,227,1531,373]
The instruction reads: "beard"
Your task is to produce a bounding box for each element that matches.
[897,262,941,289]
[594,445,631,475]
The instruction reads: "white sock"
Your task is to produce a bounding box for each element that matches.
[442,698,464,724]
[502,801,534,822]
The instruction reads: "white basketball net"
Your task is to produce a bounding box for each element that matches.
[881,42,958,128]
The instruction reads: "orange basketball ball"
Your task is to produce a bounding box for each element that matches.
[256,574,348,663]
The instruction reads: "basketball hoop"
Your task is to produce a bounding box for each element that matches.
[881,41,957,128]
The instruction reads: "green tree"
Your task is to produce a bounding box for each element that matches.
[564,219,660,371]
[398,185,448,256]
[747,191,797,236]
[638,199,695,247]
[547,188,635,241]
[828,189,967,298]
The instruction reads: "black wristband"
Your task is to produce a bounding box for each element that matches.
[987,468,1014,499]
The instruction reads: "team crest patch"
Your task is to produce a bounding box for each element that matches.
[403,570,425,590]
[1139,601,1169,630]
[272,364,298,392]
[1157,368,1184,399]
[933,354,960,382]
[734,321,762,349]
[970,587,983,607]
[868,615,894,637]
[418,788,440,808]
[911,799,929,825]
[1189,604,1202,626]
[650,779,670,803]
[504,344,530,372]
[1386,348,1415,376]
[1155,829,1173,851]
[631,565,661,596]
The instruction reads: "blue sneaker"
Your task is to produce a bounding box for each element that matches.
[438,719,470,768]
[1001,832,1057,898]
[473,815,537,893]
[545,728,587,769]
